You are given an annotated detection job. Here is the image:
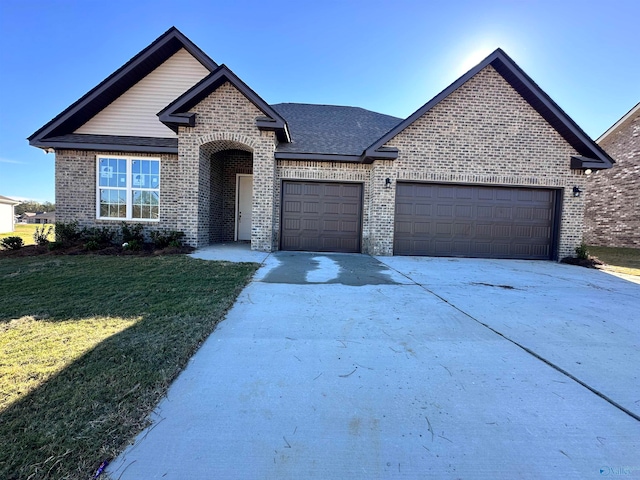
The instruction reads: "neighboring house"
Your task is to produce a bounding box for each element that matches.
[27,212,56,224]
[0,195,20,233]
[18,212,37,223]
[584,102,639,248]
[28,27,613,260]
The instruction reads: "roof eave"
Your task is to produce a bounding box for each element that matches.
[275,152,362,163]
[570,155,613,170]
[158,64,291,143]
[29,139,178,154]
[596,101,640,144]
[360,147,399,164]
[28,27,217,146]
[362,48,614,169]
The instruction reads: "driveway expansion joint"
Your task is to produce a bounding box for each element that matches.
[378,258,640,424]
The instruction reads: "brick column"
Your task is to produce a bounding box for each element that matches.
[251,132,277,252]
[368,160,396,255]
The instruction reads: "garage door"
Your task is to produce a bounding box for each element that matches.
[281,181,363,253]
[394,183,557,259]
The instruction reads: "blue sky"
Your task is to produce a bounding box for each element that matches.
[0,0,638,203]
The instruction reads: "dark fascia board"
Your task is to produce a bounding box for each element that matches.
[570,155,612,170]
[158,64,291,142]
[362,48,614,170]
[30,139,178,154]
[274,152,361,163]
[28,27,217,148]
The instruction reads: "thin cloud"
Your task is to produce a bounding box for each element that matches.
[0,158,26,165]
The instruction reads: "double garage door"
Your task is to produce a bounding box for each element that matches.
[280,180,557,260]
[394,183,557,259]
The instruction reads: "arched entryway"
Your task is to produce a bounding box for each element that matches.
[198,138,254,246]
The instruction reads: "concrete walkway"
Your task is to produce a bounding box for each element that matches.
[108,250,640,479]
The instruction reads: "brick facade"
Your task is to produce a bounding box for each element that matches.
[54,149,180,240]
[584,108,639,248]
[53,67,590,260]
[176,81,277,250]
[374,66,586,258]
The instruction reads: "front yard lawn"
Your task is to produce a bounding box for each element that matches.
[587,245,640,277]
[0,255,258,480]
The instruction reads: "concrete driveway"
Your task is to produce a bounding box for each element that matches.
[109,252,640,479]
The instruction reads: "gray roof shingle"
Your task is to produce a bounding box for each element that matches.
[271,103,401,156]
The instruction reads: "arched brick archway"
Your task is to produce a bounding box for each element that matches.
[197,137,254,246]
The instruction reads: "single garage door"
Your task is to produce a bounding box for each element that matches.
[394,183,557,259]
[281,181,363,253]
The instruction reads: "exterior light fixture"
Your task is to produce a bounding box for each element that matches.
[385,178,392,189]
[584,169,593,176]
[572,186,582,197]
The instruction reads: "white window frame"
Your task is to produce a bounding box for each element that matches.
[96,155,161,221]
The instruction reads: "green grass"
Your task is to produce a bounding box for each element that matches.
[0,223,55,246]
[587,245,640,277]
[0,255,258,480]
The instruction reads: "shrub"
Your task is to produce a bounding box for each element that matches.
[150,230,185,249]
[1,236,24,250]
[55,221,81,245]
[81,226,116,245]
[33,225,54,246]
[121,223,144,244]
[48,241,64,251]
[575,243,589,260]
[84,240,101,251]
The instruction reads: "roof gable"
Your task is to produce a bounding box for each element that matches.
[363,49,614,169]
[158,65,290,142]
[29,27,217,149]
[597,101,640,144]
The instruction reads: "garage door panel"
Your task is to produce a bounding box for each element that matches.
[437,205,453,217]
[394,183,556,259]
[341,203,359,215]
[284,200,301,213]
[455,205,473,217]
[415,204,432,216]
[281,181,362,253]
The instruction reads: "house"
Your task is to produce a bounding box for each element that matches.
[27,212,56,224]
[28,27,613,260]
[584,102,639,248]
[18,212,37,223]
[0,195,20,233]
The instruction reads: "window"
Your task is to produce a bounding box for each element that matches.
[97,156,160,220]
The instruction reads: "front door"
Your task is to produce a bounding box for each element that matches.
[236,174,253,241]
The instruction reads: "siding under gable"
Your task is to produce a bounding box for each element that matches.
[75,49,210,138]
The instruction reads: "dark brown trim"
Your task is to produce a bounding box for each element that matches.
[551,189,563,261]
[275,152,362,162]
[570,155,611,170]
[32,141,178,154]
[363,49,614,169]
[158,64,290,142]
[28,27,217,149]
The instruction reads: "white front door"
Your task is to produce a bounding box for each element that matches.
[236,174,253,241]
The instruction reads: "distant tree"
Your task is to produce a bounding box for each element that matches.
[15,201,55,215]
